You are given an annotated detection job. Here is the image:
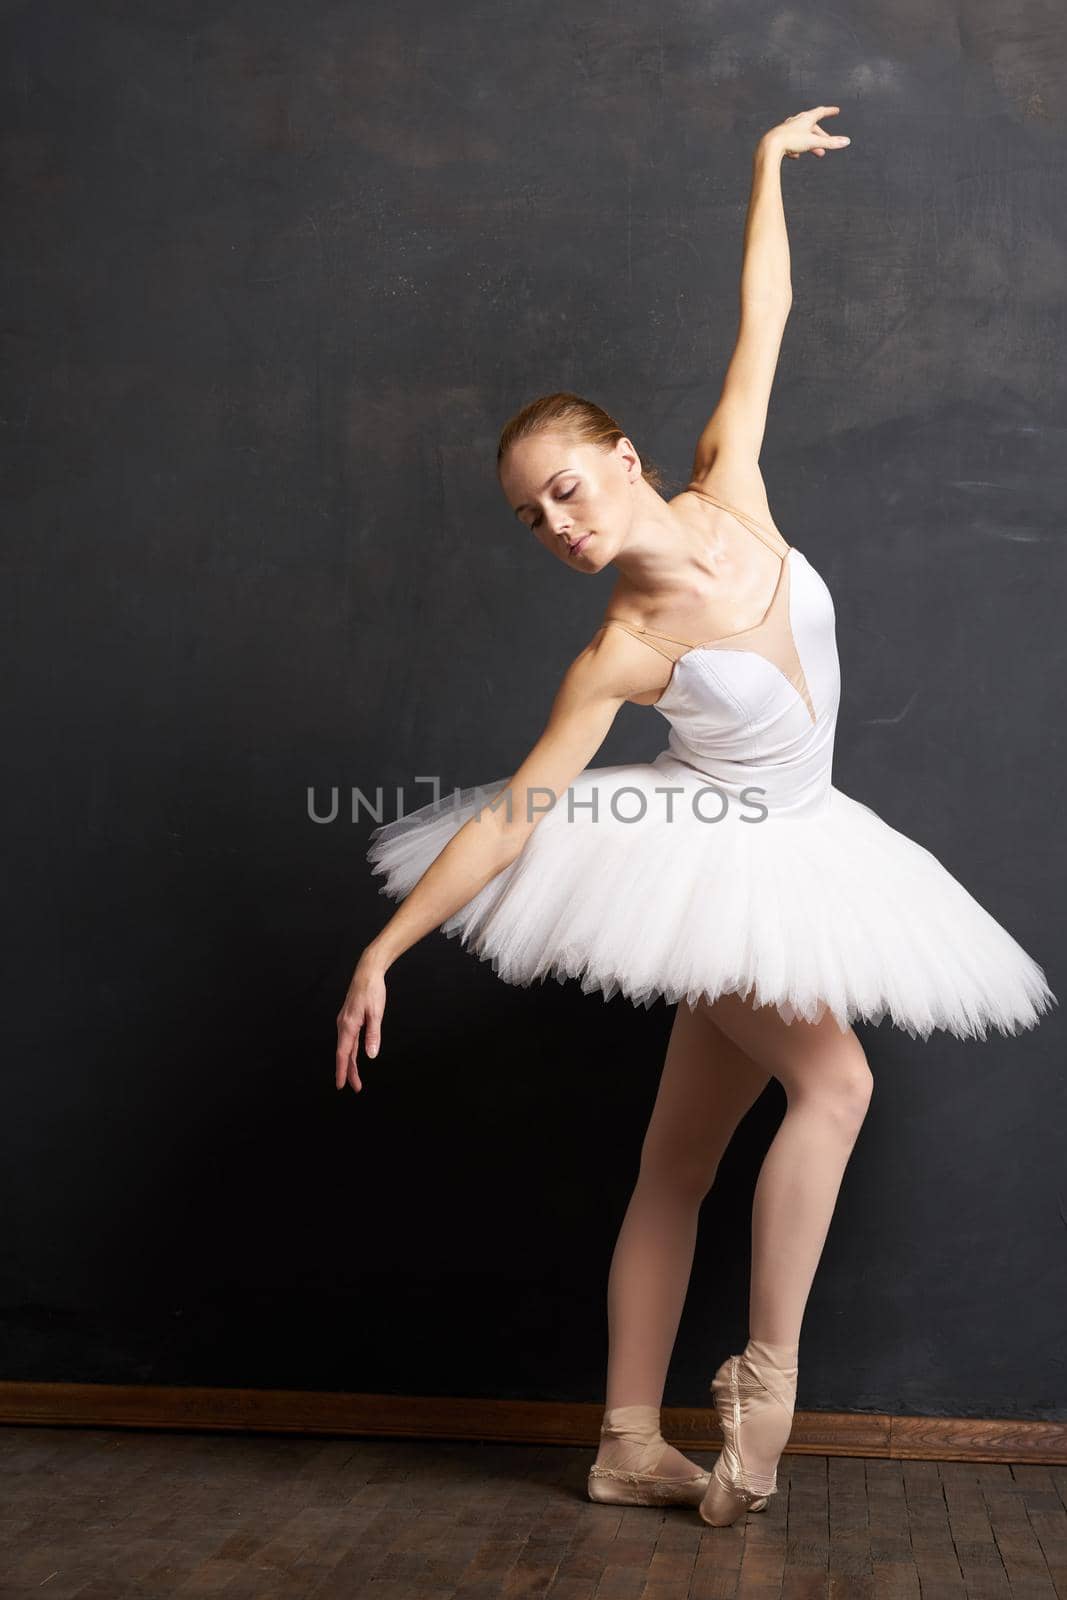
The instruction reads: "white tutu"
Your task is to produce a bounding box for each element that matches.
[366,506,1056,1043]
[366,751,1056,1042]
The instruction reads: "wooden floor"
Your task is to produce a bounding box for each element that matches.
[1,1425,1065,1598]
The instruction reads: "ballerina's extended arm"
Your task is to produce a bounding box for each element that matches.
[335,642,631,1091]
[691,106,849,488]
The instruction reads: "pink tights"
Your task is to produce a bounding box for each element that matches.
[594,994,872,1484]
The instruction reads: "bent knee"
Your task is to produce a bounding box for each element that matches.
[786,1044,874,1135]
[830,1064,874,1132]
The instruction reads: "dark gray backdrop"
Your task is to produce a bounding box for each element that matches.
[3,0,1064,1420]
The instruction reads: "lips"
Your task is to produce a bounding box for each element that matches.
[569,534,592,556]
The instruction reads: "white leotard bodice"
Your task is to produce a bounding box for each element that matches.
[594,487,842,819]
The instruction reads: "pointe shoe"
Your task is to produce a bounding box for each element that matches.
[698,1338,799,1528]
[586,1403,711,1507]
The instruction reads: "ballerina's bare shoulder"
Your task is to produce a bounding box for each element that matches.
[597,483,792,707]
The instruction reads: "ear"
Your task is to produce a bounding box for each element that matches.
[613,435,642,482]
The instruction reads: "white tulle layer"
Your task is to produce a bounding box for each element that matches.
[365,758,1056,1041]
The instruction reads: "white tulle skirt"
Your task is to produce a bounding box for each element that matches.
[365,752,1056,1041]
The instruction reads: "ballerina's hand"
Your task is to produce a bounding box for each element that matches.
[335,950,387,1093]
[762,105,851,160]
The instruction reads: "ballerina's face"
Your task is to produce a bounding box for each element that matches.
[500,431,638,570]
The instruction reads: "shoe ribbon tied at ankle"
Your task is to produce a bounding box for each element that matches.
[593,1403,703,1484]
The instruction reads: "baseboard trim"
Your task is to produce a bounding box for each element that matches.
[1,1384,1064,1465]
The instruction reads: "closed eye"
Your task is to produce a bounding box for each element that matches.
[531,485,577,528]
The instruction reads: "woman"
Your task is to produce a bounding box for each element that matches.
[336,107,1056,1528]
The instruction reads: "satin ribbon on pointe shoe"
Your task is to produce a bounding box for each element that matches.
[699,1338,799,1528]
[587,1403,712,1507]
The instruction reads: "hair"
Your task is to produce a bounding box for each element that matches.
[496,391,672,495]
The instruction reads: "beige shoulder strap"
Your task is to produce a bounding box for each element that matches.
[594,617,698,663]
[686,483,790,558]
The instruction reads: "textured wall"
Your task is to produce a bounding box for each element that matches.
[2,0,1064,1418]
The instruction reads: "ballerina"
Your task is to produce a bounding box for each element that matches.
[336,106,1055,1527]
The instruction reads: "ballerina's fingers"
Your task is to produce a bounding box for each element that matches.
[786,126,850,159]
[783,105,850,158]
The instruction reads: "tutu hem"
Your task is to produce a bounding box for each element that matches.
[369,876,1056,1042]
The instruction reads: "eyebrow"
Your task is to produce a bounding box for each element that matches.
[512,467,576,518]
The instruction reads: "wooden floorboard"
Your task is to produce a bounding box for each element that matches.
[0,1426,1065,1598]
